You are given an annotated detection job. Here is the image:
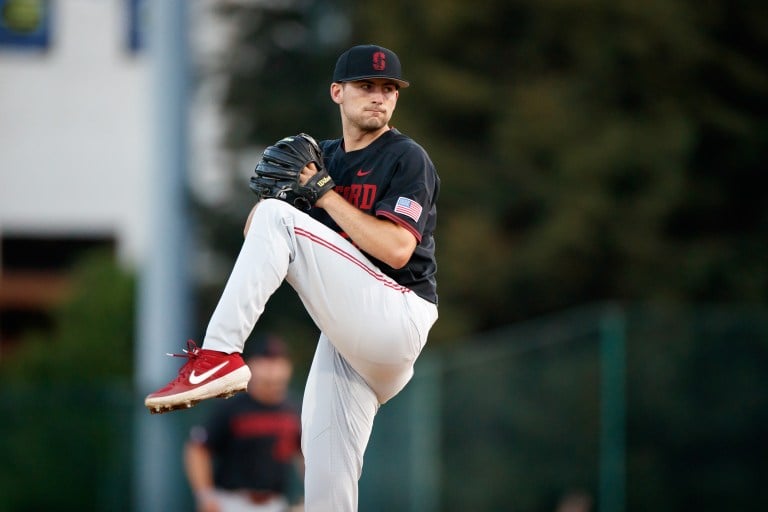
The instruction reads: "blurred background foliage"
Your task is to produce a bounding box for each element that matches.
[201,0,767,344]
[0,251,134,381]
[0,252,134,509]
[1,0,767,510]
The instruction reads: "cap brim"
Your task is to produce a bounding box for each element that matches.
[337,75,410,88]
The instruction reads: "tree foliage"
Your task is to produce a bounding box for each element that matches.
[200,8,768,508]
[0,250,135,382]
[209,0,768,342]
[347,0,768,336]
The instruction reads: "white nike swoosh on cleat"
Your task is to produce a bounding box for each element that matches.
[189,361,229,385]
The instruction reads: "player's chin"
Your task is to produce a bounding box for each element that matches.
[359,117,389,131]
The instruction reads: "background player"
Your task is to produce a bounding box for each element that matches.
[184,334,303,512]
[146,44,440,512]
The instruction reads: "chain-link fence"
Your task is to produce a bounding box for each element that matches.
[361,303,768,512]
[2,303,766,511]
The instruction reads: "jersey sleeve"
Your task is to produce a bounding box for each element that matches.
[375,143,438,242]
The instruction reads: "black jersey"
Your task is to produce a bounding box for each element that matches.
[195,393,301,493]
[312,129,439,304]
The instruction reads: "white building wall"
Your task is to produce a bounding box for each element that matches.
[0,0,153,266]
[0,0,231,271]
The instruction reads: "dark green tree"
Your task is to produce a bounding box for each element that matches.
[346,0,768,335]
[201,3,768,511]
[0,250,134,381]
[208,0,768,341]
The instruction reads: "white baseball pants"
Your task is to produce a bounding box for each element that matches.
[203,199,438,512]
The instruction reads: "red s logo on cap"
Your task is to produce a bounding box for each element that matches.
[372,51,386,71]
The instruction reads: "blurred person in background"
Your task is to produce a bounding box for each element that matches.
[184,334,304,512]
[555,490,593,512]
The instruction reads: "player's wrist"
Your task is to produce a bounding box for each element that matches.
[313,186,336,209]
[195,488,216,502]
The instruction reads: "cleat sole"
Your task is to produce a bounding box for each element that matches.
[145,380,248,415]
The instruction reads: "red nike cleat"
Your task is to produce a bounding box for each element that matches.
[144,340,251,414]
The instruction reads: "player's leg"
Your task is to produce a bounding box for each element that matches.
[235,198,438,401]
[145,199,294,412]
[301,334,379,512]
[146,199,436,411]
[204,197,437,398]
[282,205,438,403]
[203,200,294,351]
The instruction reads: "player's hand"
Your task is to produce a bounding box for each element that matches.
[195,491,221,512]
[249,133,333,210]
[299,162,318,186]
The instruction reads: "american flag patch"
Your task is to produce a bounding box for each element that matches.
[394,196,423,222]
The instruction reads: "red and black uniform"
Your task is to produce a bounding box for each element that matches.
[312,128,439,304]
[192,393,301,496]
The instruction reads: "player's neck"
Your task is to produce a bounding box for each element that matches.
[343,125,390,152]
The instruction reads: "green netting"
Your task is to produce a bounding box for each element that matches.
[361,303,768,512]
[1,304,766,511]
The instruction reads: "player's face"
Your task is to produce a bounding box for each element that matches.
[334,79,399,132]
[248,357,292,404]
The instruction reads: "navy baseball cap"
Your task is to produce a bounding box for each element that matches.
[243,334,289,360]
[333,44,410,88]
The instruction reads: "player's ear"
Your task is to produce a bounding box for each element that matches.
[330,82,343,104]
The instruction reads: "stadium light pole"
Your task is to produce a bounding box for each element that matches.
[134,1,192,511]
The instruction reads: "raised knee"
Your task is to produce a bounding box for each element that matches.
[244,199,293,237]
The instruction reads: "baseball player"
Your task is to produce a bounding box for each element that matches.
[184,336,302,512]
[145,44,440,512]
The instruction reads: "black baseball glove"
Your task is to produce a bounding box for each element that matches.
[249,133,335,210]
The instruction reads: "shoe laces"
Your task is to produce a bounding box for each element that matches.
[166,339,202,360]
[165,340,203,381]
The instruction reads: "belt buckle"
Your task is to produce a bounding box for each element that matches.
[246,490,275,504]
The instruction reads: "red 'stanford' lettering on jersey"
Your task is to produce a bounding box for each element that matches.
[337,184,377,210]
